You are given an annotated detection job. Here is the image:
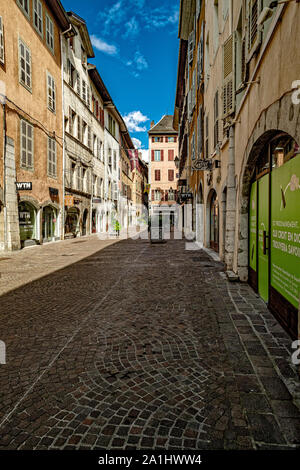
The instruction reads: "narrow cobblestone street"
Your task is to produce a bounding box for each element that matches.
[0,237,299,450]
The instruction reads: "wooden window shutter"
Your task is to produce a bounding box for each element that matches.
[248,0,262,56]
[161,150,164,161]
[168,150,174,161]
[151,150,154,161]
[165,137,168,143]
[174,136,177,143]
[223,34,235,118]
[152,190,154,200]
[152,137,155,142]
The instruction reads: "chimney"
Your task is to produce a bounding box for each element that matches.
[150,120,155,128]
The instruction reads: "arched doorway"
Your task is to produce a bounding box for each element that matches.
[82,209,89,236]
[65,207,79,238]
[210,191,219,252]
[42,206,57,242]
[247,132,300,339]
[92,209,97,234]
[18,201,38,247]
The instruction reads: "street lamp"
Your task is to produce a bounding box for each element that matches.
[174,156,180,169]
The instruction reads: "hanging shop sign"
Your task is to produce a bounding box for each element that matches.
[16,182,32,191]
[192,159,212,171]
[64,195,74,207]
[49,187,59,196]
[270,154,300,309]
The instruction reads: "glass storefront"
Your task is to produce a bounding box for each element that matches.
[249,134,299,338]
[19,202,37,243]
[42,206,57,241]
[65,207,79,237]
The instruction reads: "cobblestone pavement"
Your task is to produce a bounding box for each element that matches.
[0,237,299,450]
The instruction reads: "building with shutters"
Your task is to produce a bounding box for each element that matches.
[174,0,300,339]
[0,0,74,250]
[149,116,179,217]
[62,11,99,238]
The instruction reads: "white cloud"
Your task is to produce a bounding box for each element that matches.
[132,137,142,148]
[139,149,149,163]
[123,111,149,133]
[134,51,148,70]
[144,6,179,30]
[123,17,140,38]
[90,35,118,56]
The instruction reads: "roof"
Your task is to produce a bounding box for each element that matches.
[148,115,177,135]
[67,11,95,58]
[47,0,74,33]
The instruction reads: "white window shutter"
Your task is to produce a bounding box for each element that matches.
[248,0,262,58]
[188,30,194,64]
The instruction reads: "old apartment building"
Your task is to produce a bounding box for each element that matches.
[175,0,300,339]
[149,115,179,218]
[0,0,74,249]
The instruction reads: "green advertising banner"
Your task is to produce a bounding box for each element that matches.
[249,181,257,271]
[258,174,269,302]
[271,154,300,309]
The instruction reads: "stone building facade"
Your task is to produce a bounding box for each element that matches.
[175,0,300,339]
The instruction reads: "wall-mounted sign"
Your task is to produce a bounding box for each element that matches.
[16,182,32,191]
[181,192,193,201]
[192,159,212,171]
[93,198,102,204]
[49,187,59,196]
[64,195,74,207]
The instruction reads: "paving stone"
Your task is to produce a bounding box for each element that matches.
[0,236,298,450]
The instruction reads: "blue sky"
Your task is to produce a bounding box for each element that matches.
[62,0,180,159]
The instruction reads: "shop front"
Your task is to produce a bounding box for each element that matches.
[248,133,300,339]
[65,207,80,238]
[42,205,58,242]
[210,190,219,252]
[18,201,38,247]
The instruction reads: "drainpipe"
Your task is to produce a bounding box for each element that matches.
[225,124,236,270]
[2,103,7,249]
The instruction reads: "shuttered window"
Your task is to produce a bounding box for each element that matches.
[33,0,43,36]
[82,80,87,103]
[19,39,32,90]
[197,106,203,156]
[77,115,81,141]
[20,120,33,169]
[47,72,56,112]
[168,170,174,182]
[48,137,56,177]
[0,17,4,64]
[155,170,161,181]
[188,30,195,64]
[214,91,219,149]
[46,14,54,52]
[168,149,174,161]
[17,0,29,18]
[223,34,235,117]
[248,0,262,56]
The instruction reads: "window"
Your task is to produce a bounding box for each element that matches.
[168,149,174,161]
[205,114,209,158]
[155,170,161,181]
[33,0,43,36]
[97,139,102,160]
[154,150,161,161]
[82,80,87,102]
[168,190,175,201]
[82,121,87,146]
[77,115,81,141]
[17,0,30,18]
[46,14,54,52]
[68,108,75,135]
[154,190,161,202]
[20,120,33,169]
[108,115,116,137]
[0,17,4,64]
[168,169,174,182]
[153,137,162,143]
[48,137,56,177]
[214,91,219,149]
[47,73,55,112]
[223,34,235,117]
[87,126,92,149]
[67,59,75,87]
[167,137,176,143]
[77,166,83,191]
[19,39,32,91]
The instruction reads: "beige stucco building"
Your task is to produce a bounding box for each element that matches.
[0,0,73,250]
[149,115,178,214]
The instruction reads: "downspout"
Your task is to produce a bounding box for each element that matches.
[2,103,7,249]
[60,26,73,240]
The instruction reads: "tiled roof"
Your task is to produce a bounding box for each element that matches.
[148,115,177,135]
